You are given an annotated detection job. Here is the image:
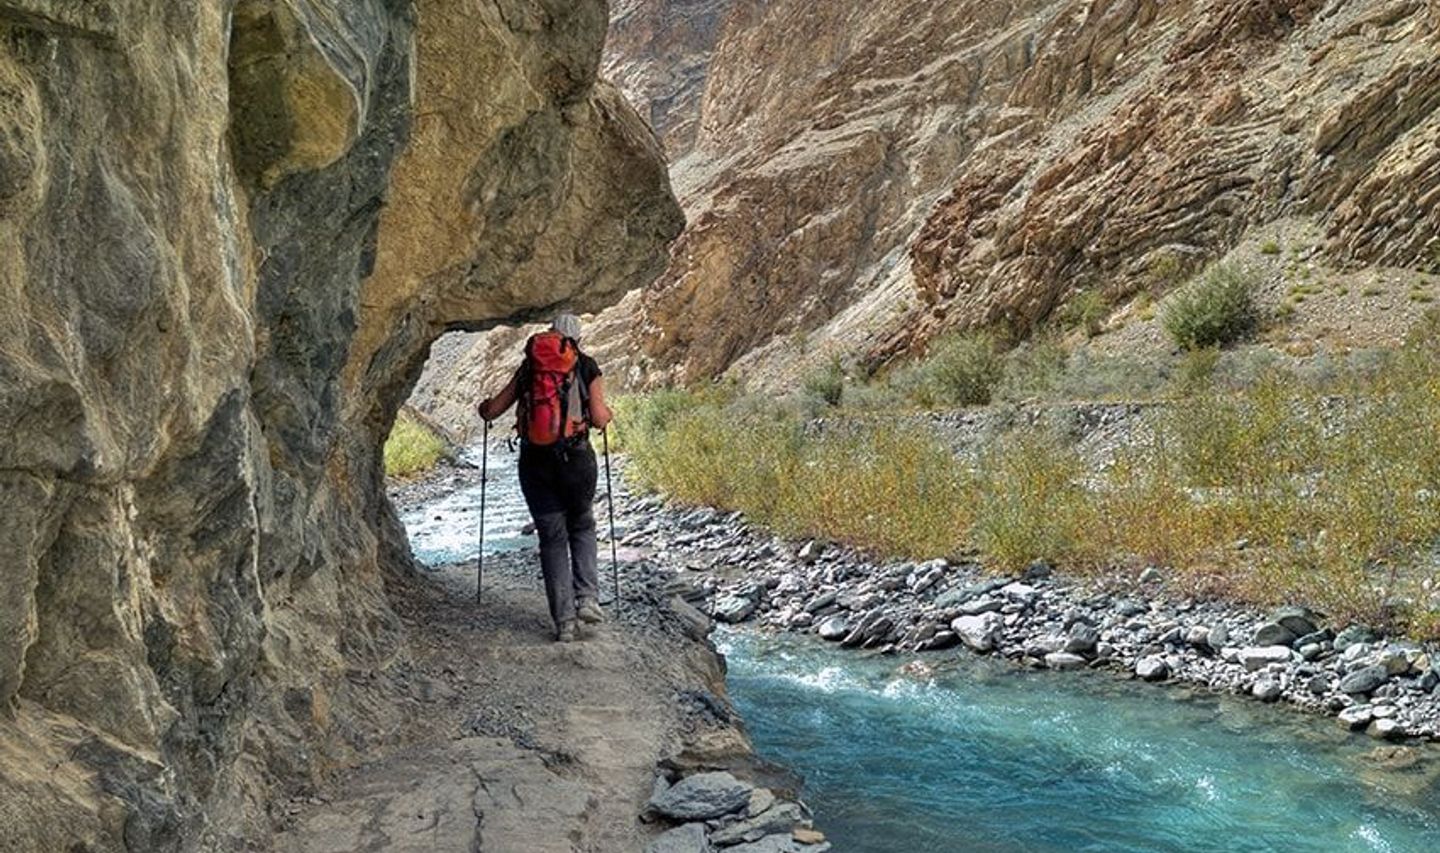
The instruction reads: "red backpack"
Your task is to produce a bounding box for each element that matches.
[516,332,588,445]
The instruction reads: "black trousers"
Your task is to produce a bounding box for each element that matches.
[517,439,599,627]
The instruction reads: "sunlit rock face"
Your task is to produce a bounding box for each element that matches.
[0,1,680,849]
[525,0,1439,391]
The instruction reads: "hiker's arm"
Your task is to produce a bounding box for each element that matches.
[588,376,612,430]
[478,376,518,422]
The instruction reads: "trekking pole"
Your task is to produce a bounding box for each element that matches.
[476,419,489,604]
[602,426,620,605]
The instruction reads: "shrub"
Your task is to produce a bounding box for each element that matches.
[898,331,1002,408]
[802,357,845,408]
[384,410,449,479]
[1162,263,1260,350]
[1058,290,1108,337]
[1259,240,1281,255]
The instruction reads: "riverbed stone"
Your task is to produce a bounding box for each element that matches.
[710,803,805,846]
[1368,718,1404,740]
[714,596,758,624]
[1045,652,1088,671]
[1338,705,1375,730]
[649,772,754,820]
[746,788,776,819]
[1252,678,1283,702]
[647,823,713,853]
[1339,666,1390,696]
[958,596,1003,616]
[1254,623,1298,648]
[952,614,1001,653]
[1239,646,1293,671]
[1207,625,1231,649]
[817,617,849,642]
[1136,656,1170,682]
[1334,625,1376,651]
[1065,624,1100,656]
[1271,606,1320,637]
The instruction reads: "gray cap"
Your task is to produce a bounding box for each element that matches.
[551,313,582,341]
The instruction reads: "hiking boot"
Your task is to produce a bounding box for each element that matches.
[577,598,605,624]
[556,620,578,643]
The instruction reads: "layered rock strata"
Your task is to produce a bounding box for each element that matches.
[0,1,680,850]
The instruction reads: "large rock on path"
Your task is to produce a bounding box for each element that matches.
[649,772,754,821]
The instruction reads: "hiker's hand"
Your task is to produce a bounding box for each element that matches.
[477,399,495,422]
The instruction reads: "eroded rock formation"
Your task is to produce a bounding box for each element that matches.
[0,1,680,850]
[426,0,1434,395]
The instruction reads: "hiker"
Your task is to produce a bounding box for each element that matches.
[477,314,613,642]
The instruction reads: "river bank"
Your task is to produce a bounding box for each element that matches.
[279,453,831,852]
[621,490,1440,743]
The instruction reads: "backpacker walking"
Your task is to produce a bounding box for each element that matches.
[478,314,613,642]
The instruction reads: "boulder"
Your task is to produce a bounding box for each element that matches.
[1338,705,1374,730]
[1251,678,1283,702]
[648,772,754,821]
[951,614,1002,653]
[1270,606,1320,637]
[1135,656,1170,682]
[1338,665,1390,696]
[1064,624,1100,656]
[816,617,849,642]
[1253,623,1298,648]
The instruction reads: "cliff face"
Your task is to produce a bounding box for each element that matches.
[572,0,1438,388]
[0,1,680,850]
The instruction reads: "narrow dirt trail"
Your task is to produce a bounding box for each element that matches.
[274,548,703,852]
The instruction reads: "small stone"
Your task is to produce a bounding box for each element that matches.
[710,803,805,846]
[817,616,849,641]
[1254,623,1298,647]
[1207,625,1231,649]
[1045,652,1088,671]
[1338,705,1374,730]
[1333,625,1376,651]
[793,828,827,844]
[1270,606,1320,637]
[1064,624,1100,656]
[746,788,776,818]
[1379,649,1412,676]
[1298,643,1323,662]
[713,595,757,624]
[951,613,1001,653]
[958,596,1003,616]
[1239,646,1293,671]
[1136,656,1169,681]
[1252,678,1283,702]
[798,541,822,563]
[1368,719,1404,741]
[1339,665,1390,696]
[1185,625,1212,647]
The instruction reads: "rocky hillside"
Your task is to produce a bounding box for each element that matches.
[0,2,679,850]
[412,0,1440,414]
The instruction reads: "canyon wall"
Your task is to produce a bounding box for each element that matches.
[416,0,1440,411]
[0,1,680,850]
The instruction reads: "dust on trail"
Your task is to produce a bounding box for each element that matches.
[275,548,701,852]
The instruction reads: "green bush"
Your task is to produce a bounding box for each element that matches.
[1163,263,1260,350]
[1058,290,1108,337]
[802,357,845,407]
[898,331,1002,407]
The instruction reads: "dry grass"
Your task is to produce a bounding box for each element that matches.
[621,313,1440,636]
[384,410,449,479]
